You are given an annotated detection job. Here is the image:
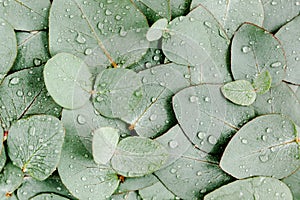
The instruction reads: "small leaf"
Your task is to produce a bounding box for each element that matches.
[0,163,24,198]
[231,23,286,86]
[282,168,300,199]
[111,137,169,177]
[44,53,92,109]
[30,194,69,200]
[7,115,65,180]
[204,177,293,200]
[0,18,17,82]
[220,114,300,179]
[146,18,168,42]
[253,70,272,94]
[221,80,256,106]
[92,127,120,165]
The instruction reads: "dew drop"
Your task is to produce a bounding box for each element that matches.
[270,61,282,68]
[261,135,267,141]
[241,138,248,144]
[207,135,217,145]
[28,145,34,150]
[168,140,178,148]
[29,126,36,136]
[196,171,202,176]
[170,168,177,174]
[266,127,272,133]
[203,21,212,28]
[76,33,86,44]
[84,48,92,55]
[77,115,87,125]
[197,132,206,140]
[204,97,210,102]
[17,90,24,97]
[189,96,198,103]
[241,45,251,53]
[10,77,20,85]
[259,154,269,162]
[81,176,87,181]
[33,58,42,66]
[105,9,112,15]
[149,114,157,121]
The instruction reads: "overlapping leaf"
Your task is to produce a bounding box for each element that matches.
[31,194,69,200]
[282,168,300,199]
[139,182,176,199]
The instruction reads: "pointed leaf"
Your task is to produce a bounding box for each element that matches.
[220,114,300,179]
[282,168,300,199]
[204,177,293,200]
[191,0,264,37]
[93,127,119,165]
[221,80,256,106]
[231,23,286,86]
[0,18,17,82]
[111,137,169,177]
[44,53,92,109]
[7,115,65,180]
[173,84,255,154]
[253,70,272,94]
[276,15,300,84]
[49,0,149,71]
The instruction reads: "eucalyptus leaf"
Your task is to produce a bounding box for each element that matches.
[231,23,286,86]
[44,53,92,109]
[49,0,149,71]
[117,174,158,194]
[31,193,69,200]
[0,148,6,173]
[0,66,61,130]
[111,137,169,177]
[173,84,255,154]
[220,114,300,179]
[92,127,119,165]
[0,18,17,82]
[0,0,50,31]
[139,182,176,199]
[146,18,168,42]
[0,163,24,198]
[7,115,65,180]
[252,70,272,94]
[204,177,293,200]
[276,15,300,84]
[190,0,264,37]
[58,128,119,200]
[282,168,300,199]
[12,31,50,72]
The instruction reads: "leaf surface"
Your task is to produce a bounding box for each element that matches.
[31,194,69,200]
[139,182,176,199]
[252,70,272,94]
[282,168,300,199]
[0,163,23,198]
[7,115,65,180]
[0,148,6,173]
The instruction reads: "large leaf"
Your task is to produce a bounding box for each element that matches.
[17,175,73,200]
[139,182,176,199]
[61,101,130,153]
[0,17,17,82]
[0,0,50,31]
[12,31,50,72]
[58,129,119,200]
[262,0,300,32]
[49,0,149,72]
[0,163,24,198]
[252,82,300,127]
[172,84,255,154]
[220,114,300,179]
[276,15,300,84]
[191,0,264,37]
[7,115,65,180]
[155,143,232,199]
[282,168,300,199]
[44,53,93,109]
[0,67,62,130]
[111,137,169,177]
[204,177,293,200]
[231,23,286,86]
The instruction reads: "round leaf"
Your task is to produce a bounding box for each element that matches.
[252,70,272,94]
[111,137,169,177]
[146,18,168,42]
[44,53,92,109]
[7,115,65,180]
[221,80,256,106]
[231,23,286,86]
[220,114,300,179]
[92,127,120,165]
[204,177,293,200]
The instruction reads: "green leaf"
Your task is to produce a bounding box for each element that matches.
[139,182,176,199]
[92,127,119,165]
[0,0,50,31]
[190,0,264,38]
[172,84,255,154]
[252,82,300,127]
[220,114,300,179]
[0,128,3,155]
[155,144,232,199]
[12,31,50,72]
[252,70,272,94]
[276,15,300,84]
[30,194,69,200]
[17,175,73,200]
[111,137,169,177]
[170,0,192,19]
[221,80,256,106]
[146,18,168,42]
[0,148,6,173]
[7,115,65,180]
[204,177,293,200]
[44,53,92,109]
[0,67,62,130]
[282,168,300,199]
[58,130,119,200]
[0,163,24,198]
[92,68,142,119]
[117,174,158,194]
[231,23,286,86]
[110,192,139,200]
[262,0,300,32]
[0,18,17,82]
[49,0,149,71]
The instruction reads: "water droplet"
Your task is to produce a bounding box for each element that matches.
[149,114,157,121]
[77,115,86,125]
[119,27,127,37]
[170,168,177,173]
[271,1,278,5]
[270,61,282,68]
[261,135,267,141]
[105,9,112,15]
[204,97,210,102]
[84,48,92,55]
[81,176,87,181]
[28,145,34,150]
[241,138,248,144]
[241,45,251,53]
[296,1,300,5]
[266,127,272,133]
[204,21,212,28]
[197,132,206,140]
[115,15,122,20]
[153,55,160,61]
[29,126,36,136]
[207,135,217,145]
[10,77,19,85]
[76,33,86,44]
[168,140,178,148]
[196,171,202,176]
[144,62,152,68]
[189,96,198,103]
[259,154,269,162]
[17,90,24,97]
